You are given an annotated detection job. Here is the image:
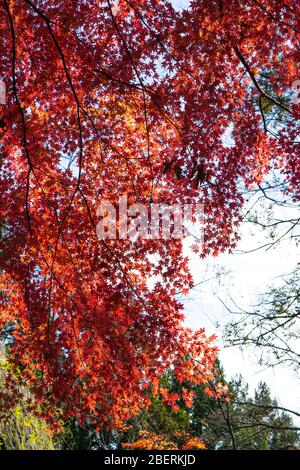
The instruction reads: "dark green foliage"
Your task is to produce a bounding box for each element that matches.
[58,365,299,450]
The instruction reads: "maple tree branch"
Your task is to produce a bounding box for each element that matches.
[23,0,89,327]
[234,422,300,432]
[38,247,116,372]
[124,0,205,89]
[225,400,237,450]
[208,379,237,450]
[21,2,189,375]
[43,18,185,139]
[79,107,139,199]
[250,0,299,34]
[258,94,267,134]
[214,395,237,450]
[121,0,224,143]
[3,0,33,234]
[23,0,84,187]
[233,46,292,115]
[107,0,154,201]
[235,401,300,418]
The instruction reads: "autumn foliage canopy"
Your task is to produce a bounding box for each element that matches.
[0,0,299,427]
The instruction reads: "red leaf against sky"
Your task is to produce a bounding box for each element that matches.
[0,0,299,426]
